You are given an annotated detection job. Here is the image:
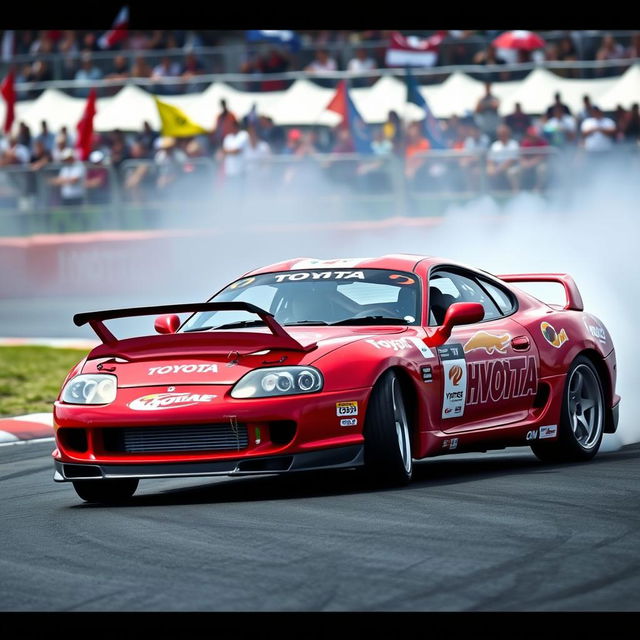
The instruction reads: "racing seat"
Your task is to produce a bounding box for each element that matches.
[429,286,456,325]
[395,285,417,320]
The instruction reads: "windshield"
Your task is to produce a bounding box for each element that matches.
[181,269,421,331]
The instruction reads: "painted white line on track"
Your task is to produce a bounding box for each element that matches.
[0,436,55,448]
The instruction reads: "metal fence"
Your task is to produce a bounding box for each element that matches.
[1,145,638,237]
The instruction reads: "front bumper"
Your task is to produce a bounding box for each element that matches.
[53,444,364,481]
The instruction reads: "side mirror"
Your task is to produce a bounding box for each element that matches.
[424,302,485,347]
[154,314,181,334]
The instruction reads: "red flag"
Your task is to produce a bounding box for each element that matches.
[98,6,129,50]
[0,71,16,134]
[326,80,348,126]
[76,89,97,161]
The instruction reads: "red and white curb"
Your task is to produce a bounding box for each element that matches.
[0,339,95,446]
[0,413,54,446]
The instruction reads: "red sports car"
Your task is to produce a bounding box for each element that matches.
[52,255,620,503]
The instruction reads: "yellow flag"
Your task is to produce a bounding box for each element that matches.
[153,96,208,137]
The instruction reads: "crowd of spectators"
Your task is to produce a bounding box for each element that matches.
[0,86,639,214]
[3,30,640,99]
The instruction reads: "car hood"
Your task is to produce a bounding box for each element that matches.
[81,326,411,387]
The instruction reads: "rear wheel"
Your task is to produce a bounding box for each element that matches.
[363,370,413,485]
[72,479,139,504]
[531,355,605,463]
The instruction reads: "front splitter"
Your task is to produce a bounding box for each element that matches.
[53,445,364,481]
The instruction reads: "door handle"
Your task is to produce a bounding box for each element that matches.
[511,335,530,351]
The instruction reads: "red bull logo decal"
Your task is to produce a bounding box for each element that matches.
[466,355,537,406]
[464,331,511,355]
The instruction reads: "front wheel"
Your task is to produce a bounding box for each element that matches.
[72,479,139,504]
[363,370,413,485]
[531,355,605,463]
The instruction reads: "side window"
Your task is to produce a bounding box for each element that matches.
[478,278,516,316]
[429,270,502,326]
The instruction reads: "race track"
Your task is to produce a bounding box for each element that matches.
[2,440,640,611]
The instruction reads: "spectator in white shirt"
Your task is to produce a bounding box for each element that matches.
[305,49,338,74]
[48,148,86,206]
[305,49,338,87]
[487,124,520,193]
[154,136,187,191]
[347,48,376,73]
[222,120,250,187]
[0,135,31,166]
[347,48,376,87]
[581,106,616,152]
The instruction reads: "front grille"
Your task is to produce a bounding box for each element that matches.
[103,423,249,453]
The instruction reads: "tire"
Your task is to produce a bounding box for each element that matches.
[363,370,413,485]
[531,355,605,463]
[72,479,139,504]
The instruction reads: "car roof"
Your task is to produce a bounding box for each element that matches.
[244,255,435,276]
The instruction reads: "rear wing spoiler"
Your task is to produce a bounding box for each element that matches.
[74,302,316,352]
[497,273,584,311]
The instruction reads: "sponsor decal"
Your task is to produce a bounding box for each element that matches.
[442,437,459,450]
[340,418,358,427]
[539,425,557,439]
[526,429,538,441]
[541,322,568,348]
[336,401,358,416]
[148,364,218,375]
[582,316,607,344]
[274,270,365,283]
[367,337,434,359]
[129,392,217,411]
[366,337,410,352]
[291,258,366,269]
[449,365,463,385]
[421,365,433,383]
[438,343,467,420]
[466,355,537,406]
[463,331,511,355]
[388,274,415,285]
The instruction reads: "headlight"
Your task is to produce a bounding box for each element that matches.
[231,366,323,399]
[61,374,117,405]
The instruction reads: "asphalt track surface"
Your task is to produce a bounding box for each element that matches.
[2,440,640,612]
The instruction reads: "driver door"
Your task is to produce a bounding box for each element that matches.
[429,268,540,434]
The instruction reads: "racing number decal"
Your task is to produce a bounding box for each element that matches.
[437,344,467,420]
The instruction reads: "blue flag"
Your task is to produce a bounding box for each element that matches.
[246,30,301,53]
[405,68,447,149]
[327,80,372,154]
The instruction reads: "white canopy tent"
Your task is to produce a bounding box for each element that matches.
[597,64,640,111]
[20,89,109,134]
